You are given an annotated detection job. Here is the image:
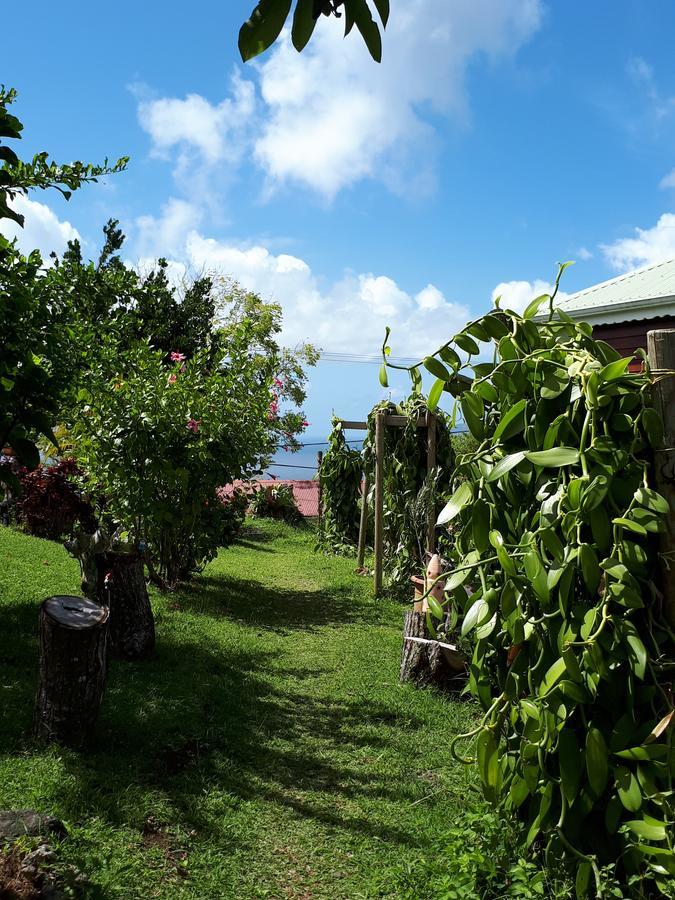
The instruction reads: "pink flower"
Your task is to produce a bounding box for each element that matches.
[302,420,309,428]
[104,571,113,586]
[187,418,201,433]
[167,373,177,385]
[171,351,186,362]
[274,378,284,388]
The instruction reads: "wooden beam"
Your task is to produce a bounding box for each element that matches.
[337,420,368,430]
[374,411,384,595]
[426,412,437,555]
[356,473,370,570]
[382,415,428,428]
[647,329,675,630]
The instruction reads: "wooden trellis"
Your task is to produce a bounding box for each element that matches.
[331,411,438,595]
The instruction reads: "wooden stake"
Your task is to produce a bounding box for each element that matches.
[317,450,323,528]
[426,412,437,555]
[374,411,384,595]
[647,329,675,629]
[357,473,370,570]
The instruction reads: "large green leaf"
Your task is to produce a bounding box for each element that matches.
[239,0,293,62]
[524,447,580,468]
[486,451,526,483]
[437,482,472,525]
[538,657,566,696]
[586,726,609,795]
[291,0,318,51]
[559,727,583,804]
[615,766,642,812]
[427,377,444,412]
[493,398,527,442]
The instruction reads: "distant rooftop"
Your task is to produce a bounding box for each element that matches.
[550,257,675,326]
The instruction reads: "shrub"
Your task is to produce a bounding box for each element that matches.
[317,419,363,553]
[249,484,302,525]
[16,458,95,540]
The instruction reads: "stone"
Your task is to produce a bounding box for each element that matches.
[0,811,65,843]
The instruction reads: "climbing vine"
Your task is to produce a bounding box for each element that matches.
[382,266,675,897]
[362,396,455,593]
[317,419,364,553]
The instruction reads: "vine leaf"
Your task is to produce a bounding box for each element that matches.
[437,481,472,525]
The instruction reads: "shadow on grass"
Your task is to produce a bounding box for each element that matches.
[176,572,383,633]
[0,560,443,863]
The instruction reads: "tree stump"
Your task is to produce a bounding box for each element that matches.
[400,611,464,690]
[34,596,109,747]
[96,551,155,660]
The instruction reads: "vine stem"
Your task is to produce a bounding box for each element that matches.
[555,828,604,898]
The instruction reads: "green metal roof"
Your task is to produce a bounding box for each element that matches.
[553,257,675,325]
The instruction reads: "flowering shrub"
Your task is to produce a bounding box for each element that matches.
[73,331,309,585]
[16,458,95,540]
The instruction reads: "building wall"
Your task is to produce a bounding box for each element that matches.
[593,316,675,369]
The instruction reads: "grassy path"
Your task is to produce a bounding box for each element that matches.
[0,521,481,899]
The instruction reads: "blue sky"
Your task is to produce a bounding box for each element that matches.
[6,1,675,474]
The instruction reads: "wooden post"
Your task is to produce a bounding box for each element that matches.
[317,451,323,529]
[426,412,437,555]
[356,473,370,570]
[647,329,675,629]
[34,596,109,747]
[374,412,385,595]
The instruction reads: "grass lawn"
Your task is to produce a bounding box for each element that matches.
[0,520,484,899]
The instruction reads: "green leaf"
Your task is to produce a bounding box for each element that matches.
[612,517,648,536]
[625,818,667,842]
[615,766,642,812]
[437,482,472,525]
[477,729,500,798]
[600,357,633,382]
[559,728,583,805]
[439,345,461,371]
[472,499,491,553]
[524,447,580,468]
[635,486,669,516]
[579,543,601,595]
[291,0,317,51]
[423,356,452,382]
[379,362,388,388]
[523,293,550,319]
[641,407,664,447]
[454,332,480,355]
[427,377,444,412]
[11,437,40,470]
[615,744,669,761]
[239,0,293,62]
[427,595,444,620]
[347,0,383,62]
[575,862,592,900]
[460,393,484,439]
[372,0,389,27]
[586,726,609,795]
[489,529,517,576]
[493,399,527,442]
[624,624,647,680]
[538,657,566,696]
[486,451,526,483]
[462,596,490,636]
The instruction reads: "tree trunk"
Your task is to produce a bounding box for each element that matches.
[33,595,109,747]
[400,611,464,690]
[96,551,155,660]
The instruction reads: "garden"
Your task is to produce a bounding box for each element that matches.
[2,4,675,898]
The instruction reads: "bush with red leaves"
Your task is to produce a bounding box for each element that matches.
[16,458,96,540]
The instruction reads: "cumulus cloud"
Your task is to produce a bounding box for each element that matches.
[136,0,541,200]
[660,169,675,190]
[491,278,568,314]
[131,201,469,356]
[0,194,81,259]
[601,213,675,271]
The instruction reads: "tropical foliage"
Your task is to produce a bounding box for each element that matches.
[317,419,364,552]
[239,0,389,63]
[383,268,675,896]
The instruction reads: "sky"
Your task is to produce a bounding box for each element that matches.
[6,0,675,475]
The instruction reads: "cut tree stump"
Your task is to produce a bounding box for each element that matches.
[33,596,109,747]
[400,611,465,690]
[96,551,155,660]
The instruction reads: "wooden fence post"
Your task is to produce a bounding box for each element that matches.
[426,412,437,556]
[374,412,384,595]
[647,329,675,629]
[356,473,370,570]
[317,450,323,529]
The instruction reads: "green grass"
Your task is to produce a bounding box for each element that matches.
[0,521,484,899]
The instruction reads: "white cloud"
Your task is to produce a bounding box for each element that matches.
[136,0,541,200]
[491,278,568,314]
[577,246,593,261]
[601,213,675,271]
[130,202,469,356]
[659,169,675,189]
[0,194,81,259]
[135,197,203,258]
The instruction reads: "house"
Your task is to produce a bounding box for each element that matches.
[550,258,675,363]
